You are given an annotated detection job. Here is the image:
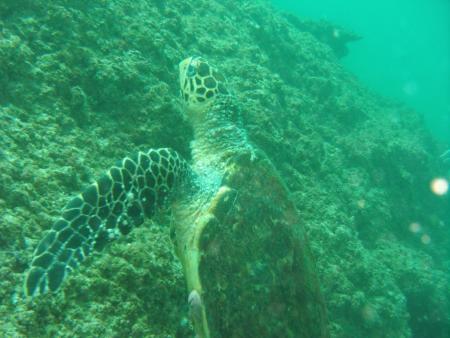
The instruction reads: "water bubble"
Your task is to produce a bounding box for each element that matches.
[421,234,431,245]
[430,178,448,196]
[409,222,421,233]
[402,81,418,96]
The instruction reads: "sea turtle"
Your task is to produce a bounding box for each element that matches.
[25,56,329,337]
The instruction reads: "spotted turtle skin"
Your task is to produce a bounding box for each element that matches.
[25,57,223,298]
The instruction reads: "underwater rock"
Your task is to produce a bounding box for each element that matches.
[283,14,363,58]
[69,86,89,126]
[0,0,448,337]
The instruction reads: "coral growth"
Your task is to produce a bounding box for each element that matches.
[0,0,448,337]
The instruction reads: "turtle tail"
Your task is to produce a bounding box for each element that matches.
[25,148,190,297]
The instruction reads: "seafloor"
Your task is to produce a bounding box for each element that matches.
[0,1,449,337]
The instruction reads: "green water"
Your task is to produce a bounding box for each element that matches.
[272,0,450,146]
[0,1,449,337]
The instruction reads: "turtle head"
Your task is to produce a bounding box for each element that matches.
[179,56,229,116]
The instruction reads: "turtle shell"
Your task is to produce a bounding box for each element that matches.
[197,152,329,337]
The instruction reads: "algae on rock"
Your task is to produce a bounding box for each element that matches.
[0,0,448,337]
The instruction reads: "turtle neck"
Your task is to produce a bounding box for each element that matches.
[189,95,252,180]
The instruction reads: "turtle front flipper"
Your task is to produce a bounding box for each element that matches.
[25,148,190,297]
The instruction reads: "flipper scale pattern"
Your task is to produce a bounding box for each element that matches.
[25,148,189,297]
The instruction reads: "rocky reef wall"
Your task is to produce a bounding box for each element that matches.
[0,0,448,337]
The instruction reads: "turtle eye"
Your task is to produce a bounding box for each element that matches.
[187,64,196,77]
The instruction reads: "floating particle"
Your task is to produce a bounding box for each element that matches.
[332,28,340,38]
[430,178,448,196]
[409,222,421,233]
[421,234,431,245]
[357,199,366,209]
